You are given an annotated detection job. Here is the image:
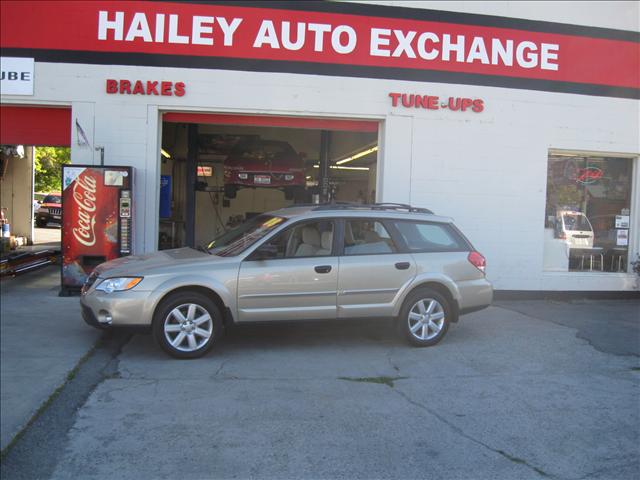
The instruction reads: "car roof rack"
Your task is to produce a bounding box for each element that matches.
[306,202,434,214]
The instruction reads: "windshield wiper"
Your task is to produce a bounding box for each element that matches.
[195,244,211,255]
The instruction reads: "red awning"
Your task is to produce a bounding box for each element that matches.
[0,106,71,146]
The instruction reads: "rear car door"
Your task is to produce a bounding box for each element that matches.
[337,218,416,318]
[237,219,338,322]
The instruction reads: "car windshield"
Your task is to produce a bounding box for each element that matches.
[43,195,61,204]
[207,215,286,256]
[232,141,296,161]
[562,213,592,231]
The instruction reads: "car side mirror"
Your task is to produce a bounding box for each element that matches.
[251,243,278,260]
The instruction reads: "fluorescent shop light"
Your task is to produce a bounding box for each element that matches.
[313,165,370,171]
[336,146,378,165]
[161,148,171,158]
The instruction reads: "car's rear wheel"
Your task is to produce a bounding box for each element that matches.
[398,288,450,347]
[284,186,306,203]
[152,292,223,359]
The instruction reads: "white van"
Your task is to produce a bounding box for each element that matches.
[555,210,594,248]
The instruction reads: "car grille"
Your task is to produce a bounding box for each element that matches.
[49,208,62,215]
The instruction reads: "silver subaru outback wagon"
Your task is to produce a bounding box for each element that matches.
[80,204,493,358]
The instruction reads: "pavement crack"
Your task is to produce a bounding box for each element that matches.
[338,376,408,388]
[494,303,640,359]
[386,348,401,373]
[214,361,227,377]
[393,388,554,479]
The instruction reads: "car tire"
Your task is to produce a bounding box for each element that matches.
[35,219,46,228]
[152,291,223,359]
[224,185,237,199]
[284,187,306,202]
[293,187,306,203]
[397,288,451,347]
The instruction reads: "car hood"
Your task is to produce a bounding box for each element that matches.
[94,248,233,277]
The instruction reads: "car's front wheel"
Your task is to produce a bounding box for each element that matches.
[152,292,223,359]
[398,288,450,347]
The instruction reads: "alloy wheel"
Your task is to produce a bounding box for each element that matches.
[407,298,446,341]
[163,303,213,352]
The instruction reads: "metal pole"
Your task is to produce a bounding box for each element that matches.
[319,130,331,203]
[95,146,105,166]
[185,124,198,248]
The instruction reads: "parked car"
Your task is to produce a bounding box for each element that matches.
[80,203,493,358]
[35,192,62,227]
[554,210,594,248]
[223,140,306,201]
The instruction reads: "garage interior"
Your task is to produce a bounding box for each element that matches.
[159,115,379,250]
[0,106,71,252]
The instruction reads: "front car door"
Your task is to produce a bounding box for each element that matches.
[237,219,338,322]
[337,218,416,318]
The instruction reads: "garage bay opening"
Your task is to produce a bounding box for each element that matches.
[159,114,379,250]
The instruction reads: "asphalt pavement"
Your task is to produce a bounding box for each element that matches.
[0,267,638,480]
[0,265,100,451]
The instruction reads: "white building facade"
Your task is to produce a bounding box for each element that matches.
[1,1,638,291]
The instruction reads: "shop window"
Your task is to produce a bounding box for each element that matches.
[543,153,633,273]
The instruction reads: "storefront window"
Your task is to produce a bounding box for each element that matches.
[544,153,633,273]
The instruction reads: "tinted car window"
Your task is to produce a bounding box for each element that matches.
[231,141,296,161]
[393,221,467,252]
[562,213,592,231]
[43,195,61,204]
[344,220,398,255]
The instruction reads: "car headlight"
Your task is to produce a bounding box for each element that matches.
[38,207,49,213]
[284,174,294,181]
[238,173,249,180]
[95,277,143,293]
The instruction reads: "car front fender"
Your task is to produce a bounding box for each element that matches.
[145,274,238,324]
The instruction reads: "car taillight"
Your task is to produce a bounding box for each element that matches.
[468,251,486,274]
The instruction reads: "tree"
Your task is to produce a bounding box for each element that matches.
[34,147,70,193]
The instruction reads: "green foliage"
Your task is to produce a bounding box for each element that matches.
[34,147,70,193]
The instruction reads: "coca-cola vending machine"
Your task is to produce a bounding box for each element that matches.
[61,165,133,295]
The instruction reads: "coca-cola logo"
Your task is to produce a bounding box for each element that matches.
[72,172,97,247]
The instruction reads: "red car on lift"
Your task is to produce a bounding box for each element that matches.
[223,140,306,201]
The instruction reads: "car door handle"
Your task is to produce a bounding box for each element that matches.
[395,262,411,270]
[314,265,332,274]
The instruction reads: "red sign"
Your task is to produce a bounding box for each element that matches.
[105,79,185,96]
[1,1,638,97]
[576,167,604,184]
[389,92,484,112]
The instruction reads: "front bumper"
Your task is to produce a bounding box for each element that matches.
[80,289,154,328]
[224,169,305,188]
[37,213,62,225]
